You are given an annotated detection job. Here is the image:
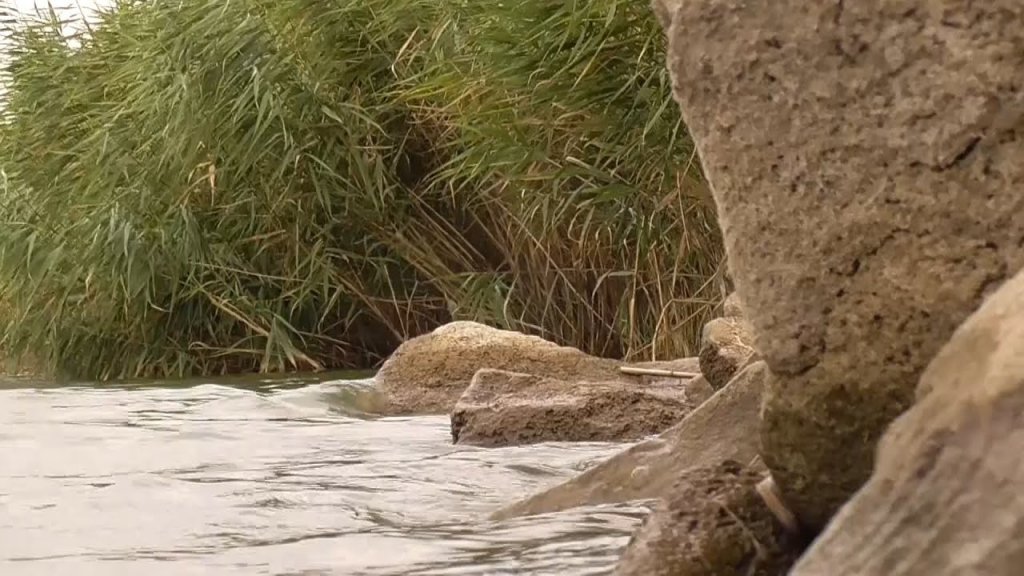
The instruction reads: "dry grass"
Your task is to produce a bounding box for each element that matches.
[0,0,724,379]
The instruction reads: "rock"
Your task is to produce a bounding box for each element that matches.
[451,369,714,447]
[789,267,1024,576]
[658,0,1024,528]
[375,321,620,414]
[375,321,700,415]
[722,292,744,318]
[615,460,802,576]
[699,316,755,390]
[491,361,767,520]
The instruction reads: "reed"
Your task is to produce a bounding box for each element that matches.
[0,0,725,379]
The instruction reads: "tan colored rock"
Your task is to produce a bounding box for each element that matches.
[492,361,767,520]
[791,266,1024,576]
[722,292,744,318]
[659,0,1024,528]
[699,316,755,390]
[375,321,700,415]
[616,460,801,576]
[451,369,714,447]
[375,322,619,414]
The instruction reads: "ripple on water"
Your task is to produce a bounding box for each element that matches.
[0,376,650,575]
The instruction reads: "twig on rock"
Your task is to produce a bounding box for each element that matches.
[619,366,701,378]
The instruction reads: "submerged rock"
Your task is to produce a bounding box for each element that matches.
[790,267,1024,576]
[699,316,755,390]
[616,460,802,576]
[375,321,700,415]
[492,362,767,520]
[451,369,714,447]
[660,0,1024,527]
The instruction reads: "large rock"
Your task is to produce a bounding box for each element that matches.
[791,266,1024,576]
[699,316,755,390]
[375,321,700,414]
[492,361,767,520]
[659,0,1024,528]
[616,460,801,576]
[451,369,714,447]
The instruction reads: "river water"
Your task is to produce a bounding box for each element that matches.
[0,373,651,575]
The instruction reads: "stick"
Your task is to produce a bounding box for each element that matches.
[618,366,701,378]
[756,475,801,534]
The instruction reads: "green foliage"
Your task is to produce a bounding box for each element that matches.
[0,0,724,380]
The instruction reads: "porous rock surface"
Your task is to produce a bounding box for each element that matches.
[375,321,699,415]
[451,369,713,447]
[659,0,1024,528]
[615,460,801,576]
[722,292,744,318]
[791,266,1024,575]
[492,361,767,520]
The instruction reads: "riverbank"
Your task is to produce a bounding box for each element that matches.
[349,2,1024,574]
[6,0,1021,574]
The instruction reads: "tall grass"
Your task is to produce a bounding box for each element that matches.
[0,0,724,380]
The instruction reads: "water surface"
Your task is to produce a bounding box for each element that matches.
[0,373,650,575]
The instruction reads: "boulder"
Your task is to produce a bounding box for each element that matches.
[375,321,700,415]
[699,316,755,390]
[615,460,802,576]
[790,267,1024,576]
[451,369,714,447]
[659,0,1024,527]
[492,361,767,520]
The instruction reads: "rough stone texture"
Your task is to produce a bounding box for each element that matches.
[791,266,1024,576]
[375,321,700,415]
[658,0,1024,528]
[492,362,767,520]
[699,316,755,390]
[616,460,802,576]
[451,369,714,447]
[722,292,744,318]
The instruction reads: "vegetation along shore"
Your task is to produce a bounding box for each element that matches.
[0,0,724,380]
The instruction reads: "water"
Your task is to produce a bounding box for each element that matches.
[0,373,651,575]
